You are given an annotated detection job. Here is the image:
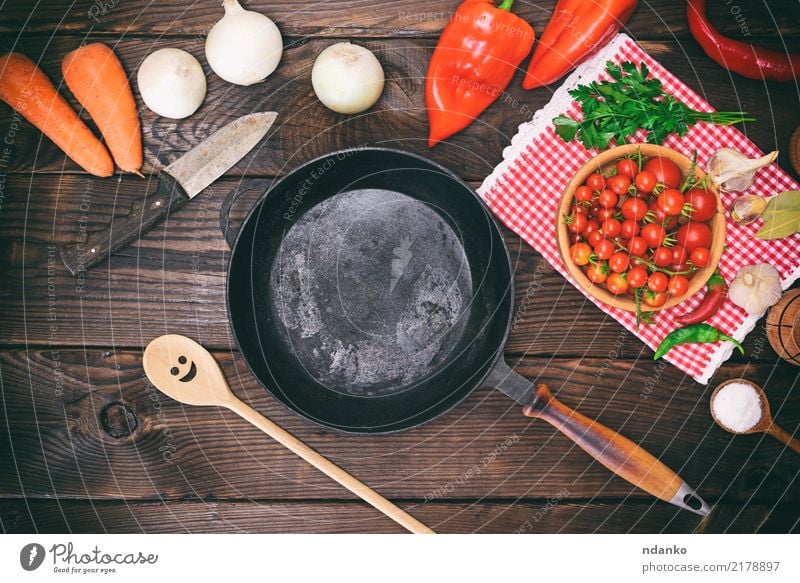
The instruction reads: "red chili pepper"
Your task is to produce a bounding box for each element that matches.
[687,0,800,82]
[425,0,534,147]
[674,270,727,325]
[522,0,638,90]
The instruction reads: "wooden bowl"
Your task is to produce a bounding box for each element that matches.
[556,144,726,312]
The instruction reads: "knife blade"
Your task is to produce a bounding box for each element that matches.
[60,111,277,275]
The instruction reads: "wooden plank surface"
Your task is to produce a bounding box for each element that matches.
[1,0,799,535]
[0,173,794,361]
[1,0,799,39]
[1,349,797,502]
[1,500,797,534]
[1,37,798,179]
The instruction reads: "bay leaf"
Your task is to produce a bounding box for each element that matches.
[764,190,800,213]
[755,190,800,240]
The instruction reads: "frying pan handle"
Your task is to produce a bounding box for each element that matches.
[486,361,710,516]
[219,179,272,248]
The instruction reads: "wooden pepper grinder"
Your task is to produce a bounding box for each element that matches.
[766,289,800,366]
[790,126,800,177]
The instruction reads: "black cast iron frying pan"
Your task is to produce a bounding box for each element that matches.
[222,148,708,516]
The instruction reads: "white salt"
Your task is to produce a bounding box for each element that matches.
[711,381,763,433]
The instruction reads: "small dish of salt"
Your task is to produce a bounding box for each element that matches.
[710,379,764,433]
[710,379,800,455]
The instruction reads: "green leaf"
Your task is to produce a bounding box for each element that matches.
[765,190,800,213]
[553,116,579,143]
[756,191,800,239]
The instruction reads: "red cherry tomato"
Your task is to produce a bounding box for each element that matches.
[596,207,616,222]
[672,245,688,265]
[627,266,648,288]
[641,223,667,248]
[652,246,673,268]
[608,174,632,196]
[684,187,717,222]
[586,262,609,284]
[602,218,622,238]
[647,201,678,230]
[608,252,630,273]
[585,219,601,235]
[634,170,657,194]
[657,188,686,216]
[643,290,667,308]
[627,236,648,257]
[647,272,668,293]
[616,158,639,179]
[668,275,690,297]
[621,197,648,221]
[620,218,640,240]
[575,185,593,203]
[587,230,605,247]
[606,272,629,295]
[568,212,588,234]
[676,222,712,252]
[598,189,618,209]
[594,238,615,260]
[586,173,606,192]
[690,246,711,267]
[643,156,682,189]
[570,242,592,266]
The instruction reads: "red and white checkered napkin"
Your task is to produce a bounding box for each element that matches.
[478,33,800,384]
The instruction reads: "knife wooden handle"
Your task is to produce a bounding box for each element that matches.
[523,383,709,516]
[60,173,189,275]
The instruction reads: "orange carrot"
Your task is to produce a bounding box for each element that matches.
[62,43,142,174]
[0,52,114,177]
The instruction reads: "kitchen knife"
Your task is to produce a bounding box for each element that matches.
[60,111,278,275]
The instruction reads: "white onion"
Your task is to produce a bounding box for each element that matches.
[137,48,207,119]
[205,0,283,86]
[311,42,385,114]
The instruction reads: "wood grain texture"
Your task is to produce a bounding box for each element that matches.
[0,37,798,180]
[1,0,800,535]
[1,0,798,39]
[1,349,797,503]
[0,173,791,361]
[1,499,797,534]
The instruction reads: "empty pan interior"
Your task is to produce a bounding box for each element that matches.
[228,149,512,433]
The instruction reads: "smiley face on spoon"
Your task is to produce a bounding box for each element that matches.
[170,355,198,383]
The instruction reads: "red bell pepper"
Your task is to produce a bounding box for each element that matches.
[426,0,534,147]
[522,0,638,90]
[687,0,800,82]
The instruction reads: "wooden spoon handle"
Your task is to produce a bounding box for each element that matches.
[523,384,709,516]
[767,423,800,454]
[226,398,435,534]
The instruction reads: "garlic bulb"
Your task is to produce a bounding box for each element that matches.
[137,48,207,119]
[728,263,782,315]
[205,0,283,86]
[729,194,769,225]
[707,148,778,193]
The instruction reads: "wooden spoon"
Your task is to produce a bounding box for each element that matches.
[143,334,435,534]
[710,379,800,454]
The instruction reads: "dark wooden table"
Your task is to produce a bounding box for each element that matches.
[1,0,799,534]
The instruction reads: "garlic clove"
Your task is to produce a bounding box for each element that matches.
[730,194,769,225]
[708,148,778,193]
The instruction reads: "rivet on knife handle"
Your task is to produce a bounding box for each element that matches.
[60,173,189,275]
